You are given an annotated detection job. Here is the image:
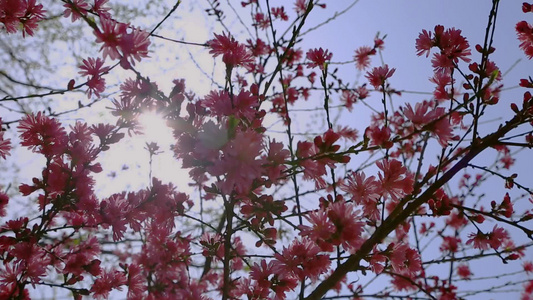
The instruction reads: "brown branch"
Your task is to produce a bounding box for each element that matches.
[304,112,525,299]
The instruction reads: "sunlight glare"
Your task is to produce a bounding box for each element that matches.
[138,111,174,145]
[135,111,192,192]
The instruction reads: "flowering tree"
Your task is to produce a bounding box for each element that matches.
[1,0,533,299]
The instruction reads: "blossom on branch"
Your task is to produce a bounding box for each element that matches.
[95,17,150,69]
[207,32,254,68]
[365,64,395,89]
[416,25,471,73]
[0,0,46,37]
[377,159,414,202]
[0,118,11,159]
[516,20,533,59]
[272,238,330,282]
[79,57,110,97]
[466,225,510,250]
[63,0,90,22]
[18,112,67,156]
[306,47,332,70]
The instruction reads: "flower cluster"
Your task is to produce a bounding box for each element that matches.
[1,1,533,299]
[0,118,11,160]
[78,57,110,97]
[415,25,471,73]
[0,0,45,37]
[354,35,385,70]
[207,32,254,68]
[306,47,333,70]
[365,64,396,89]
[94,17,150,69]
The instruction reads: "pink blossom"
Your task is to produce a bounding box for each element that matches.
[10,241,50,284]
[250,259,274,289]
[0,0,46,37]
[272,238,330,282]
[18,112,67,156]
[340,171,381,220]
[369,249,387,274]
[117,26,150,68]
[209,128,264,194]
[271,7,288,20]
[402,100,442,129]
[126,264,146,298]
[431,52,455,71]
[522,280,533,300]
[432,117,454,147]
[457,264,472,279]
[365,64,395,89]
[0,136,10,159]
[354,46,375,70]
[436,26,471,63]
[377,159,414,202]
[100,194,130,241]
[516,21,533,59]
[430,71,453,101]
[0,0,26,34]
[93,0,111,18]
[466,225,510,250]
[63,0,90,22]
[390,275,417,292]
[416,25,471,72]
[366,125,392,148]
[403,101,455,147]
[247,38,270,56]
[341,90,357,111]
[201,89,259,121]
[241,0,258,7]
[207,32,254,68]
[389,243,422,277]
[0,118,11,159]
[250,259,298,299]
[0,263,27,298]
[524,3,533,13]
[233,277,269,299]
[95,17,150,68]
[79,57,110,97]
[262,139,290,183]
[253,12,270,29]
[296,140,328,188]
[415,29,434,57]
[294,0,306,15]
[90,123,124,148]
[300,209,336,252]
[306,47,333,70]
[79,57,110,77]
[0,192,7,217]
[440,236,461,253]
[95,17,127,60]
[330,202,365,252]
[524,261,533,274]
[63,236,101,277]
[91,269,127,299]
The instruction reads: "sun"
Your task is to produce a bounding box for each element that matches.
[94,110,193,197]
[135,111,191,186]
[137,111,174,145]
